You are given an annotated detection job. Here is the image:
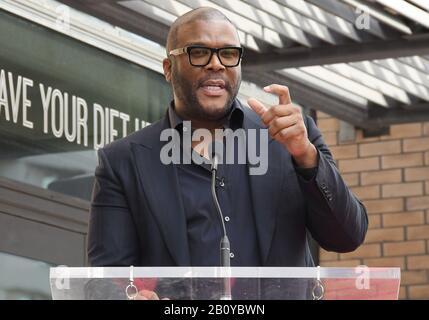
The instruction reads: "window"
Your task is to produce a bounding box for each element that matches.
[0,10,172,201]
[0,252,52,300]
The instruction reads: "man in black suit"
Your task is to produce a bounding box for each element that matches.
[88,7,368,271]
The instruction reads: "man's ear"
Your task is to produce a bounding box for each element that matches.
[163,58,172,83]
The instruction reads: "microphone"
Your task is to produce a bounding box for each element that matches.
[209,143,232,300]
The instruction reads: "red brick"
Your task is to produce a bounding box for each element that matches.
[319,250,339,262]
[400,271,427,285]
[406,196,429,210]
[342,173,359,187]
[403,137,429,153]
[383,211,425,227]
[407,255,429,269]
[382,182,423,198]
[351,185,380,200]
[318,118,340,132]
[407,225,429,240]
[322,131,337,146]
[408,285,429,299]
[423,122,429,136]
[368,214,381,229]
[425,152,429,166]
[404,167,429,182]
[399,286,407,300]
[364,228,404,243]
[321,259,361,267]
[356,130,380,143]
[329,145,358,160]
[363,256,405,269]
[340,243,381,259]
[364,198,404,214]
[382,153,423,169]
[359,140,401,157]
[339,157,380,173]
[360,169,402,186]
[383,240,425,256]
[381,123,422,140]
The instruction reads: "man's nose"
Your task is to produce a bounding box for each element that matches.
[205,52,225,71]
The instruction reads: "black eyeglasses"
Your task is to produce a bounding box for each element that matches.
[169,45,244,67]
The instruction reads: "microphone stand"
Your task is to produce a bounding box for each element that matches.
[211,153,232,300]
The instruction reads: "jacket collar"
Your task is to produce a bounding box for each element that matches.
[131,99,282,265]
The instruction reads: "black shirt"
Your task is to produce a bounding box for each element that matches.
[168,100,317,266]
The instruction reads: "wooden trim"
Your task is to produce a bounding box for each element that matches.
[0,177,89,233]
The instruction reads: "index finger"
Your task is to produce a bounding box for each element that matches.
[247,98,268,117]
[264,84,292,105]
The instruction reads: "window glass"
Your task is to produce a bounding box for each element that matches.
[0,252,52,300]
[0,10,172,201]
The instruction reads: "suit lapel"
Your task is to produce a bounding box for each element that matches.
[130,117,190,266]
[128,102,286,266]
[242,106,286,265]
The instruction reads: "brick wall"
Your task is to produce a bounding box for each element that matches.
[317,111,429,300]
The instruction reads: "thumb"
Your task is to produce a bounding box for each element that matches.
[247,98,268,117]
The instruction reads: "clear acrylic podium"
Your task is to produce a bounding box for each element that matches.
[50,267,401,300]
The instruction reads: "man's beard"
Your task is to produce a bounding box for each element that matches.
[171,66,241,122]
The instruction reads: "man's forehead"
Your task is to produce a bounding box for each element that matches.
[176,20,240,46]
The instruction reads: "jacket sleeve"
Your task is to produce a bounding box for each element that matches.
[298,115,368,253]
[87,148,140,266]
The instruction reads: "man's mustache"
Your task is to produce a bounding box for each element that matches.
[197,75,232,92]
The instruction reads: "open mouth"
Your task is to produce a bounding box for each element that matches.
[199,79,227,97]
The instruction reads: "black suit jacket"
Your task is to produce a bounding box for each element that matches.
[88,101,368,267]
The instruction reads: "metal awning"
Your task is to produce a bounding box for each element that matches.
[59,0,429,132]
